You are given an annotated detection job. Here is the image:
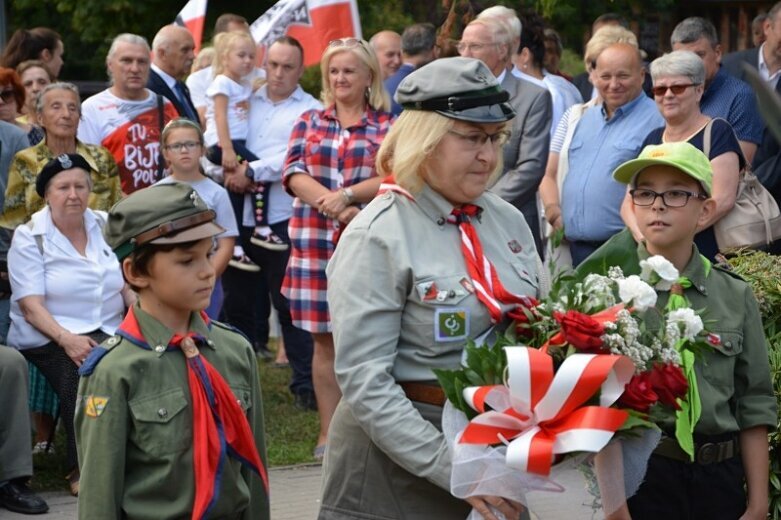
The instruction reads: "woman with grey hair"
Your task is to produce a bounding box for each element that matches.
[7,154,133,496]
[620,49,743,261]
[0,82,121,230]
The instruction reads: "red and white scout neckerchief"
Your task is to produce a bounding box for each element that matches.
[116,307,269,520]
[378,176,536,323]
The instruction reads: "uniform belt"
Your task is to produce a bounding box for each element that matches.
[654,435,740,465]
[399,382,446,407]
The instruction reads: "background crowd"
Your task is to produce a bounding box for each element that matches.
[0,2,780,516]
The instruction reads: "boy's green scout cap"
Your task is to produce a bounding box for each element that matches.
[394,56,516,123]
[612,141,713,196]
[104,182,225,261]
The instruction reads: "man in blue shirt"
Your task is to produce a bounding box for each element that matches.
[671,17,763,164]
[384,24,438,116]
[560,43,664,266]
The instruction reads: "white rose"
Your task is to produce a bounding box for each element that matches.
[667,308,704,341]
[617,275,658,311]
[640,256,679,290]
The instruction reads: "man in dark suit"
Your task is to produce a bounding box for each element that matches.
[148,25,199,123]
[722,2,781,199]
[384,23,438,116]
[459,16,552,253]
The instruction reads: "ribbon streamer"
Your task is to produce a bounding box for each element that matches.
[460,347,634,476]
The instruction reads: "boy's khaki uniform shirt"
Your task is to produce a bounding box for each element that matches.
[75,304,269,520]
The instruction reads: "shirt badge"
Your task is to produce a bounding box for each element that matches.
[459,277,475,294]
[417,281,439,301]
[84,396,109,418]
[434,308,469,342]
[507,239,523,253]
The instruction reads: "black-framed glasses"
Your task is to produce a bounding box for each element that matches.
[0,89,15,103]
[630,188,707,207]
[447,129,511,150]
[165,141,201,152]
[651,83,698,97]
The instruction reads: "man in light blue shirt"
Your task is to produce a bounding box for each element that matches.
[561,43,664,265]
[222,36,322,410]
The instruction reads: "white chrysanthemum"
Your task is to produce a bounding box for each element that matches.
[667,308,704,341]
[607,266,625,280]
[617,275,658,311]
[640,256,679,291]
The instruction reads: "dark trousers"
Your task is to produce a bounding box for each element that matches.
[221,227,270,349]
[627,452,746,519]
[207,141,271,228]
[21,331,108,472]
[569,239,606,267]
[247,221,314,396]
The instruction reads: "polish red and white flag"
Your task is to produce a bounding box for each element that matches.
[174,0,208,54]
[250,0,362,67]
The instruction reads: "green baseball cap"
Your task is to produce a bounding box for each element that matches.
[612,141,713,196]
[104,182,225,261]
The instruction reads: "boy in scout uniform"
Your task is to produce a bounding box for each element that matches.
[584,142,776,519]
[75,182,270,520]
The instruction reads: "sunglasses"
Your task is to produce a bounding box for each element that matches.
[0,89,15,103]
[651,83,698,97]
[328,38,366,50]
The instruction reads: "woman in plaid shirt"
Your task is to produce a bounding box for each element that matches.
[282,37,394,458]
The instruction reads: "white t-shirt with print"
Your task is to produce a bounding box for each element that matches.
[204,74,252,147]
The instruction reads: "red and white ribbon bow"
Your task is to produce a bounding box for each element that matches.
[460,347,635,476]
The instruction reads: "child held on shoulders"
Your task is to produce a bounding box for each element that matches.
[205,30,286,267]
[75,182,270,519]
[155,118,238,317]
[583,141,776,520]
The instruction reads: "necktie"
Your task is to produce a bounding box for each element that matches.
[174,81,198,121]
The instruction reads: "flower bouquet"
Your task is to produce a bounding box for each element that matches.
[434,256,717,518]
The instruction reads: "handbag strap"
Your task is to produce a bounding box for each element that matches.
[702,118,714,159]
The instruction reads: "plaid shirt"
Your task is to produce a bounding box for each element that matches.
[281,105,394,332]
[0,139,122,230]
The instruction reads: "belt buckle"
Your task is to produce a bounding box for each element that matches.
[696,442,718,464]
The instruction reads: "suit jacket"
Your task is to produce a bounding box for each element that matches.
[490,73,552,252]
[147,69,199,123]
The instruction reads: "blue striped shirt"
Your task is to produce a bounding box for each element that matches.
[561,93,664,241]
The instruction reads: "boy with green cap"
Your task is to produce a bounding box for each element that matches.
[74,182,270,520]
[585,142,776,519]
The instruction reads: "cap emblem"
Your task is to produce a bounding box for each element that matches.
[650,150,666,158]
[57,154,73,169]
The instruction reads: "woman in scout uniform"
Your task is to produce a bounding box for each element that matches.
[75,182,269,520]
[591,142,775,519]
[322,57,540,520]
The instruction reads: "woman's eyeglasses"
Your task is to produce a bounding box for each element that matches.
[447,129,511,150]
[328,38,366,50]
[0,89,16,103]
[629,188,707,207]
[651,84,698,97]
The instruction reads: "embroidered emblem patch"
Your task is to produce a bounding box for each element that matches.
[84,396,109,418]
[508,239,523,253]
[434,308,469,342]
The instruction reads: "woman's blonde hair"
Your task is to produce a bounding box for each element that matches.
[212,31,255,77]
[377,111,505,194]
[191,46,215,75]
[319,39,390,112]
[584,26,638,69]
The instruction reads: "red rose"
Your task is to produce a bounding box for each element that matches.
[648,363,688,410]
[554,310,606,353]
[618,372,659,413]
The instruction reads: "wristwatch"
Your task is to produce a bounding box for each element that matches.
[341,187,355,204]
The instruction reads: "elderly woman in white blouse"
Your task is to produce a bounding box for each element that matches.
[7,154,133,496]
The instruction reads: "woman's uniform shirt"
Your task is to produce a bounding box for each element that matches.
[75,304,269,520]
[7,207,124,350]
[281,105,394,333]
[326,185,541,489]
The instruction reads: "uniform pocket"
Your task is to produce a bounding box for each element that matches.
[129,387,190,456]
[701,331,743,395]
[230,385,252,413]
